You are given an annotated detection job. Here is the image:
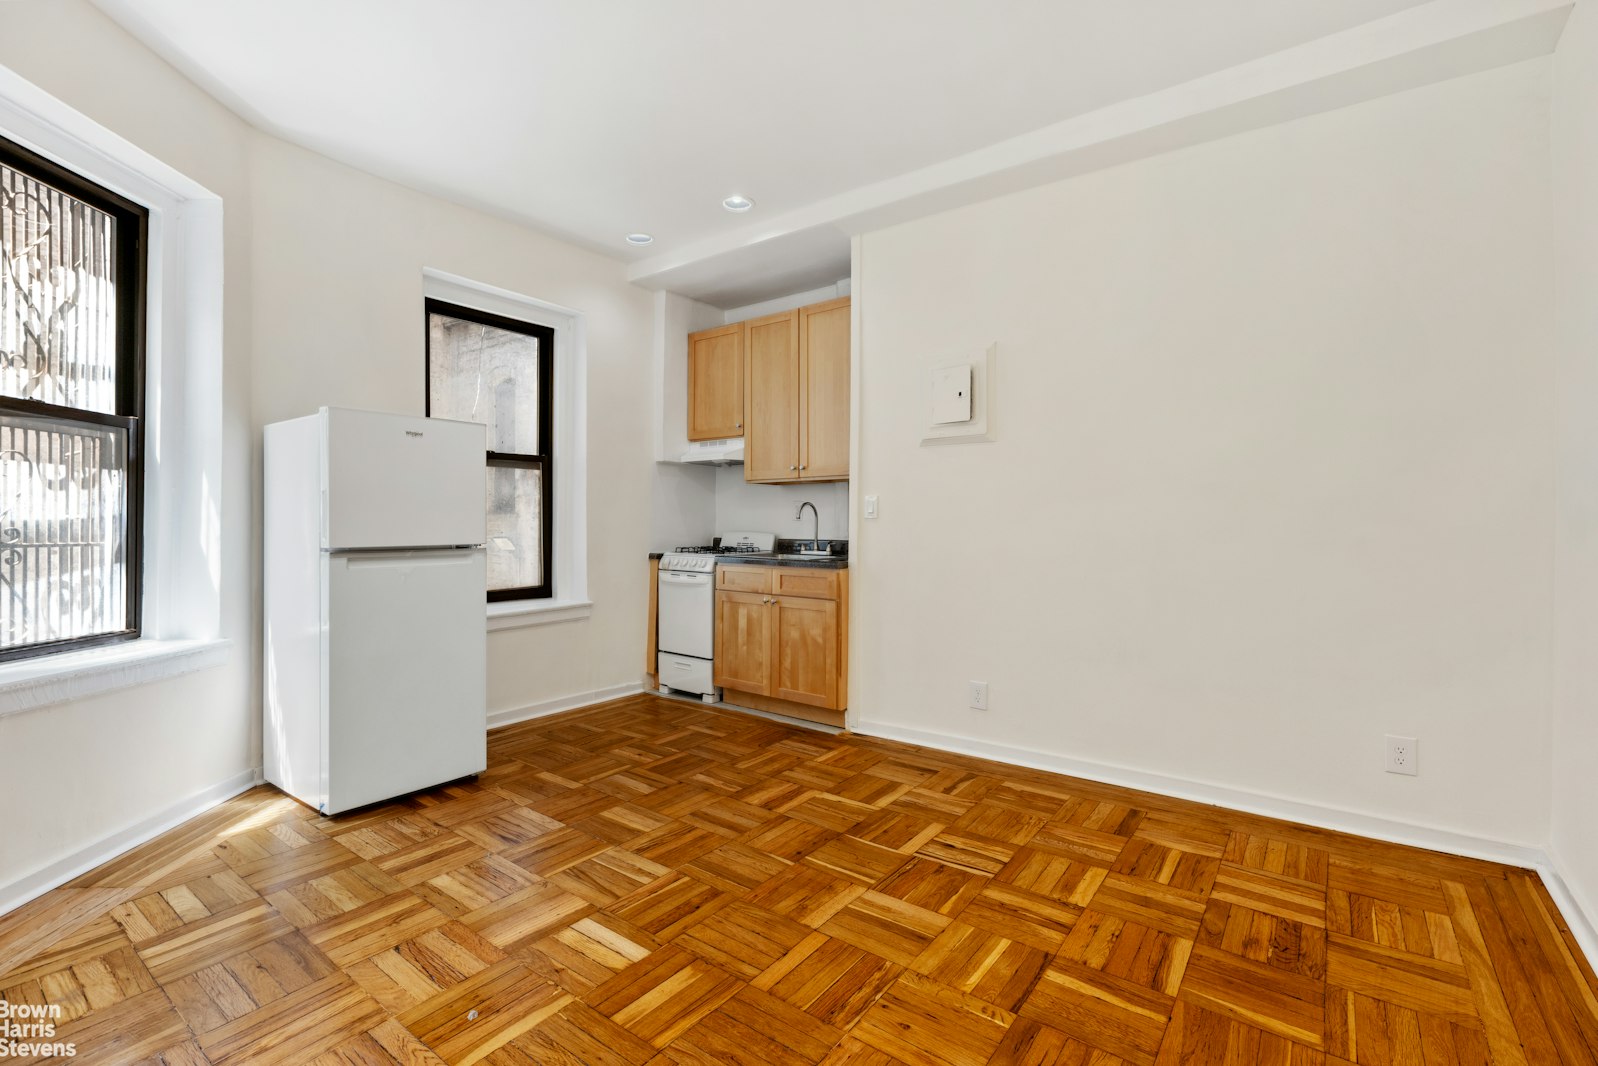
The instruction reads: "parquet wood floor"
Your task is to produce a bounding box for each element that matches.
[3,693,1595,1064]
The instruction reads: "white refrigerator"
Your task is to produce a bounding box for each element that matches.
[264,407,488,815]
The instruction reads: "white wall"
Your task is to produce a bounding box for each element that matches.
[0,0,659,900]
[649,291,721,552]
[715,469,848,541]
[721,279,851,324]
[0,0,256,892]
[654,291,726,462]
[1551,4,1598,933]
[651,464,717,551]
[853,59,1555,847]
[249,137,656,727]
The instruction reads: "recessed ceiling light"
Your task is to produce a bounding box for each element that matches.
[625,233,654,245]
[722,195,755,213]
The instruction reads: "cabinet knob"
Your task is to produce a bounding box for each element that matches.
[790,465,797,471]
[736,422,742,429]
[800,465,806,471]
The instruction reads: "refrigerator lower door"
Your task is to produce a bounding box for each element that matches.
[324,547,487,814]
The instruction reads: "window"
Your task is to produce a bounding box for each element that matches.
[425,298,554,601]
[0,134,146,663]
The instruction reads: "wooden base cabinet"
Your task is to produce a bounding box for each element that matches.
[715,590,773,694]
[714,565,848,726]
[645,557,659,687]
[773,595,838,707]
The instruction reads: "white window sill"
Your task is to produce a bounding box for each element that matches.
[487,599,593,632]
[0,637,232,719]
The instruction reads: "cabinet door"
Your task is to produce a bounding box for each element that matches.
[799,297,850,480]
[744,310,800,482]
[771,595,839,709]
[715,590,773,695]
[687,323,744,441]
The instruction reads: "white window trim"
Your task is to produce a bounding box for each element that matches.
[486,599,593,631]
[0,638,231,718]
[422,269,588,630]
[0,66,226,709]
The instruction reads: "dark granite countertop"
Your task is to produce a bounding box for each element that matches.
[647,550,848,569]
[714,553,848,570]
[651,540,848,569]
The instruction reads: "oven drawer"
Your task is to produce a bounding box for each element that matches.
[717,566,773,593]
[658,652,715,697]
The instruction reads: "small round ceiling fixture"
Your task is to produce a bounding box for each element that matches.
[722,195,755,213]
[625,233,654,246]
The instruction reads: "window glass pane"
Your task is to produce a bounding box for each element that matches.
[485,462,542,592]
[0,161,120,414]
[0,410,129,650]
[428,313,540,453]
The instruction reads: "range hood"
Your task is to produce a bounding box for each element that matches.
[679,438,745,465]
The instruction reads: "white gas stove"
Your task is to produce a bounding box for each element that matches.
[658,531,778,573]
[657,531,776,700]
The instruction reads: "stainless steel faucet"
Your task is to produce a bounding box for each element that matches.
[797,501,821,551]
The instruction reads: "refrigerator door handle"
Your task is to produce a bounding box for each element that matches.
[341,552,484,571]
[326,544,484,554]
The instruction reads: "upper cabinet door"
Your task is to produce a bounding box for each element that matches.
[743,310,800,482]
[322,408,487,550]
[687,323,744,441]
[799,297,851,481]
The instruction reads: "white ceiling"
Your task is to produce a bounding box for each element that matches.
[94,0,1439,304]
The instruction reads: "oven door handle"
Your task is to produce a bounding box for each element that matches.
[661,572,713,585]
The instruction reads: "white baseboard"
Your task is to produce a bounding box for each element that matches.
[0,767,261,917]
[853,718,1598,966]
[652,688,843,735]
[1537,850,1598,975]
[488,682,645,730]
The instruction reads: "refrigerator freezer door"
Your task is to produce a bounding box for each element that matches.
[323,408,486,550]
[324,548,487,813]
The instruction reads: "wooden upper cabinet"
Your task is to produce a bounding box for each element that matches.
[799,297,851,481]
[743,310,801,482]
[687,323,744,441]
[737,297,850,484]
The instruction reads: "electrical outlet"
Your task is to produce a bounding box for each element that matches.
[968,681,989,711]
[1385,735,1418,776]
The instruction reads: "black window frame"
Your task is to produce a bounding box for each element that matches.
[0,134,147,664]
[423,297,554,602]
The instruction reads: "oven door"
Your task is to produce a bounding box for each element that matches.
[658,569,715,659]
